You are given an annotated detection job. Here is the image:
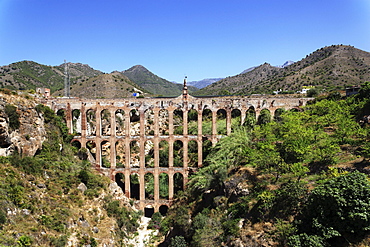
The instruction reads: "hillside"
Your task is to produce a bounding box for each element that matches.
[0,92,148,246]
[53,71,150,98]
[122,65,198,96]
[195,45,370,95]
[0,61,102,93]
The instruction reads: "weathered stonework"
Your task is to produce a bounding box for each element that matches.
[44,94,312,211]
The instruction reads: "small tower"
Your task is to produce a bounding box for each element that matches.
[183,76,188,100]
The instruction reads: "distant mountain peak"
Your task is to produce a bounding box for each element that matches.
[276,60,294,68]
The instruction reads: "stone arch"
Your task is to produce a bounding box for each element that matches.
[115,109,125,136]
[173,109,183,135]
[202,108,212,135]
[159,109,169,135]
[101,140,110,168]
[231,109,242,132]
[159,205,169,216]
[86,109,96,136]
[144,172,154,200]
[257,108,271,125]
[71,139,81,149]
[274,108,285,122]
[86,140,96,161]
[101,109,111,136]
[56,109,65,118]
[173,140,183,167]
[243,106,256,128]
[115,173,125,193]
[144,109,154,136]
[130,140,140,168]
[188,140,198,168]
[115,140,125,168]
[130,173,140,200]
[217,109,227,135]
[130,109,140,136]
[159,140,169,167]
[72,109,81,135]
[144,206,155,218]
[145,140,154,168]
[174,172,184,195]
[159,173,169,199]
[187,108,198,135]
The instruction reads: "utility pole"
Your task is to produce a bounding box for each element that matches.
[64,60,70,97]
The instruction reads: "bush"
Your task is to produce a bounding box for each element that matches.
[4,104,20,130]
[169,236,187,247]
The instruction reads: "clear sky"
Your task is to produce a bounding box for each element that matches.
[1,0,370,82]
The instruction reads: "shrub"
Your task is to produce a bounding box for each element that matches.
[4,104,20,130]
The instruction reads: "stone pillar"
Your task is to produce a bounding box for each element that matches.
[226,109,232,135]
[168,109,174,135]
[125,171,130,198]
[211,110,217,144]
[169,140,174,167]
[183,110,188,136]
[139,169,145,202]
[183,139,188,170]
[66,103,73,134]
[197,139,203,167]
[81,103,87,138]
[110,108,116,169]
[139,110,145,169]
[241,110,246,127]
[198,111,202,136]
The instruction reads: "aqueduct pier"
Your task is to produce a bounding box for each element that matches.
[44,93,312,214]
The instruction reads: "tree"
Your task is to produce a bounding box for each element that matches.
[290,172,370,245]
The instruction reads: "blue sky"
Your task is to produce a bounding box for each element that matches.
[0,0,369,82]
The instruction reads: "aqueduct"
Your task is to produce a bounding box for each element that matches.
[44,87,312,215]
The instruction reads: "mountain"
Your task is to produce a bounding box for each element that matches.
[195,45,370,96]
[53,71,149,98]
[187,78,223,89]
[121,65,198,96]
[0,61,102,93]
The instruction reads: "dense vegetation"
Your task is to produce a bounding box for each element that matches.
[0,104,141,246]
[156,82,370,246]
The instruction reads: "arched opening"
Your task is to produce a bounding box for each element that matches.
[188,140,198,167]
[101,140,110,168]
[159,109,169,135]
[101,109,111,136]
[72,109,81,135]
[130,109,140,136]
[86,109,96,136]
[202,109,212,135]
[231,109,241,132]
[257,109,271,125]
[144,207,155,218]
[145,140,154,168]
[130,141,140,168]
[174,172,184,194]
[71,140,81,149]
[56,109,65,118]
[274,108,285,122]
[202,139,212,161]
[115,140,125,168]
[243,107,256,129]
[130,173,140,200]
[159,205,169,216]
[145,109,154,136]
[159,173,169,199]
[187,109,198,135]
[217,109,227,135]
[173,109,183,135]
[173,140,183,167]
[159,140,169,167]
[115,173,125,192]
[86,140,96,161]
[115,109,125,136]
[144,173,154,200]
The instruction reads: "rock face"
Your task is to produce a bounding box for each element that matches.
[0,93,46,156]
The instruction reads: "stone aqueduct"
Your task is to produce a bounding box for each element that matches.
[44,93,312,214]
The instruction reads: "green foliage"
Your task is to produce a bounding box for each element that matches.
[0,210,7,227]
[293,172,370,244]
[17,235,33,247]
[148,212,162,230]
[306,88,319,97]
[169,236,187,247]
[4,104,20,130]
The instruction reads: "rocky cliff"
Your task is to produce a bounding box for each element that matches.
[0,91,46,156]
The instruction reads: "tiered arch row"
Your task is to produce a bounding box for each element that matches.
[45,95,311,211]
